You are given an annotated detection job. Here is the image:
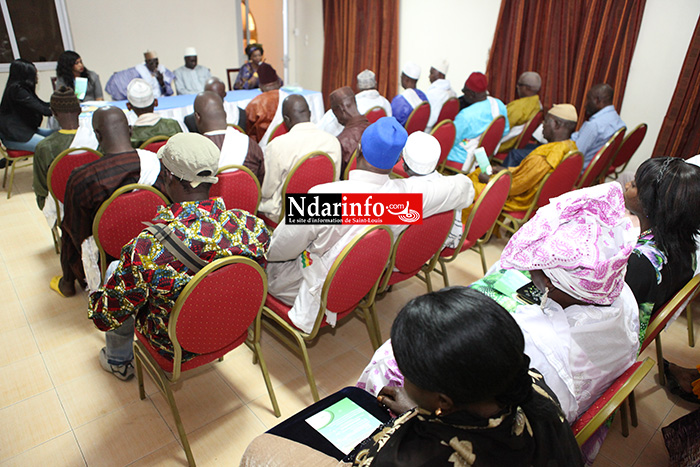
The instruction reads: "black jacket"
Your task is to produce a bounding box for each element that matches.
[0,84,51,142]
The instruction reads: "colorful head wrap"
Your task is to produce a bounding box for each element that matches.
[500,182,636,305]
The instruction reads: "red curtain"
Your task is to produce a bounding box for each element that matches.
[321,0,399,107]
[653,16,700,158]
[486,0,645,127]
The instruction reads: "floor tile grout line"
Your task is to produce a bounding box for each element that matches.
[0,430,77,465]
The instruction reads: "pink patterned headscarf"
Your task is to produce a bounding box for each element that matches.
[501,182,636,305]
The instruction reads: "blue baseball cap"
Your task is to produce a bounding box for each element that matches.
[360,117,408,170]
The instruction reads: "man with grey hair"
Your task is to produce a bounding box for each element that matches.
[425,59,456,131]
[499,71,543,153]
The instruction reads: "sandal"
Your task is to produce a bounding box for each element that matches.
[49,275,67,298]
[664,359,700,404]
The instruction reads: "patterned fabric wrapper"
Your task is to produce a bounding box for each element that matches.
[501,182,636,305]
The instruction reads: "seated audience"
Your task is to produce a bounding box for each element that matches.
[245,63,283,143]
[469,104,577,213]
[194,90,265,183]
[390,62,427,126]
[424,59,456,131]
[184,77,242,133]
[573,83,625,169]
[105,51,175,101]
[88,133,270,380]
[55,50,103,101]
[265,117,474,333]
[329,86,370,177]
[51,106,166,297]
[258,95,341,222]
[499,71,542,156]
[447,72,509,171]
[173,47,211,95]
[33,86,98,210]
[126,78,182,148]
[234,43,266,90]
[358,182,639,425]
[242,287,583,466]
[623,157,700,338]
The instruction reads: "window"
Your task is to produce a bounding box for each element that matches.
[0,0,73,71]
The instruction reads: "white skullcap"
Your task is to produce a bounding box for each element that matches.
[402,132,441,175]
[433,59,449,76]
[686,154,700,167]
[402,62,421,80]
[127,78,154,108]
[184,47,197,57]
[357,69,376,90]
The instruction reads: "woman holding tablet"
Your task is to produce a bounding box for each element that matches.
[241,287,582,466]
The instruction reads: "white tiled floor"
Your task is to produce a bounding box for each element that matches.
[1,167,697,465]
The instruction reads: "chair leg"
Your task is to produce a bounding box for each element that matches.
[290,333,319,402]
[688,302,695,348]
[629,391,638,427]
[360,305,380,351]
[620,399,629,437]
[135,354,146,401]
[425,267,434,293]
[369,302,382,347]
[478,244,487,274]
[253,340,281,417]
[656,336,665,386]
[51,225,60,255]
[439,259,450,288]
[7,160,17,199]
[2,161,7,188]
[163,380,196,467]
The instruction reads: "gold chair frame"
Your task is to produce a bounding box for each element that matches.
[138,134,170,150]
[226,122,246,134]
[277,151,335,223]
[216,164,262,214]
[261,225,393,402]
[267,122,287,144]
[443,115,506,174]
[134,255,280,467]
[92,183,169,282]
[343,148,358,181]
[576,127,625,188]
[363,105,386,117]
[606,123,647,180]
[0,142,33,199]
[404,101,430,133]
[429,119,456,173]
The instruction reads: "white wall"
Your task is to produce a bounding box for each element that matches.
[289,0,324,91]
[619,0,700,171]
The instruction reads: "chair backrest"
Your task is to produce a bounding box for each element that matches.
[364,106,387,124]
[210,165,261,214]
[576,127,626,188]
[479,115,506,158]
[47,147,102,204]
[169,256,267,378]
[456,171,512,254]
[343,148,358,180]
[404,101,430,134]
[536,151,584,208]
[226,67,241,91]
[139,135,170,152]
[381,211,454,290]
[281,152,336,220]
[429,120,457,172]
[268,122,288,143]
[227,123,246,134]
[640,275,700,353]
[93,184,169,277]
[515,110,544,149]
[436,97,459,122]
[312,226,393,336]
[50,76,58,91]
[608,123,647,176]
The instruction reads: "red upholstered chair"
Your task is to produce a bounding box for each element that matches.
[576,127,626,188]
[210,165,261,214]
[436,97,459,122]
[378,210,455,294]
[435,171,512,283]
[47,147,102,252]
[364,106,387,124]
[134,255,280,466]
[640,275,700,386]
[261,226,393,401]
[343,148,358,180]
[92,184,169,281]
[443,115,506,172]
[227,123,246,134]
[139,135,170,152]
[605,123,647,180]
[492,110,544,163]
[1,144,33,199]
[404,101,430,134]
[260,151,336,229]
[431,120,457,174]
[267,121,288,143]
[497,151,583,234]
[572,358,654,445]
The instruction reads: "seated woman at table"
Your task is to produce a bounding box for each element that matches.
[55,50,103,101]
[234,43,266,90]
[623,157,700,339]
[0,59,53,156]
[358,182,639,426]
[241,287,583,466]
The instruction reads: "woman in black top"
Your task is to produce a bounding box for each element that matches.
[0,59,52,153]
[55,50,103,101]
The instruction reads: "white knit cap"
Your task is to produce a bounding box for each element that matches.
[433,59,449,75]
[357,69,376,89]
[127,78,154,108]
[184,47,197,57]
[402,132,441,175]
[402,62,421,80]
